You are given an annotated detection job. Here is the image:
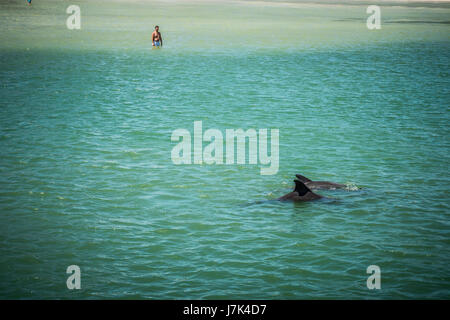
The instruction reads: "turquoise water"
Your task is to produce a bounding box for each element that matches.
[0,0,449,299]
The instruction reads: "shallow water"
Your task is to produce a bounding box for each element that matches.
[0,0,449,299]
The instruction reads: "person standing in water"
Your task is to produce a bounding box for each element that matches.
[27,0,32,5]
[152,26,163,47]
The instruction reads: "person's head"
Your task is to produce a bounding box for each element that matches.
[155,25,159,31]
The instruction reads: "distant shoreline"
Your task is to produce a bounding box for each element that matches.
[66,0,450,9]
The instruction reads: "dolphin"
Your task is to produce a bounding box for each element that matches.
[295,174,346,190]
[278,180,323,202]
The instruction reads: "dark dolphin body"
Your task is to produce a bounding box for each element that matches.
[295,174,346,190]
[278,180,323,202]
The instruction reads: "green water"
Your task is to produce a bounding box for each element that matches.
[0,0,449,299]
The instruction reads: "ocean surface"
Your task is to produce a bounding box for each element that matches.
[0,0,449,299]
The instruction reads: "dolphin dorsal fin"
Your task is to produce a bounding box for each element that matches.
[294,180,312,196]
[295,174,312,183]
